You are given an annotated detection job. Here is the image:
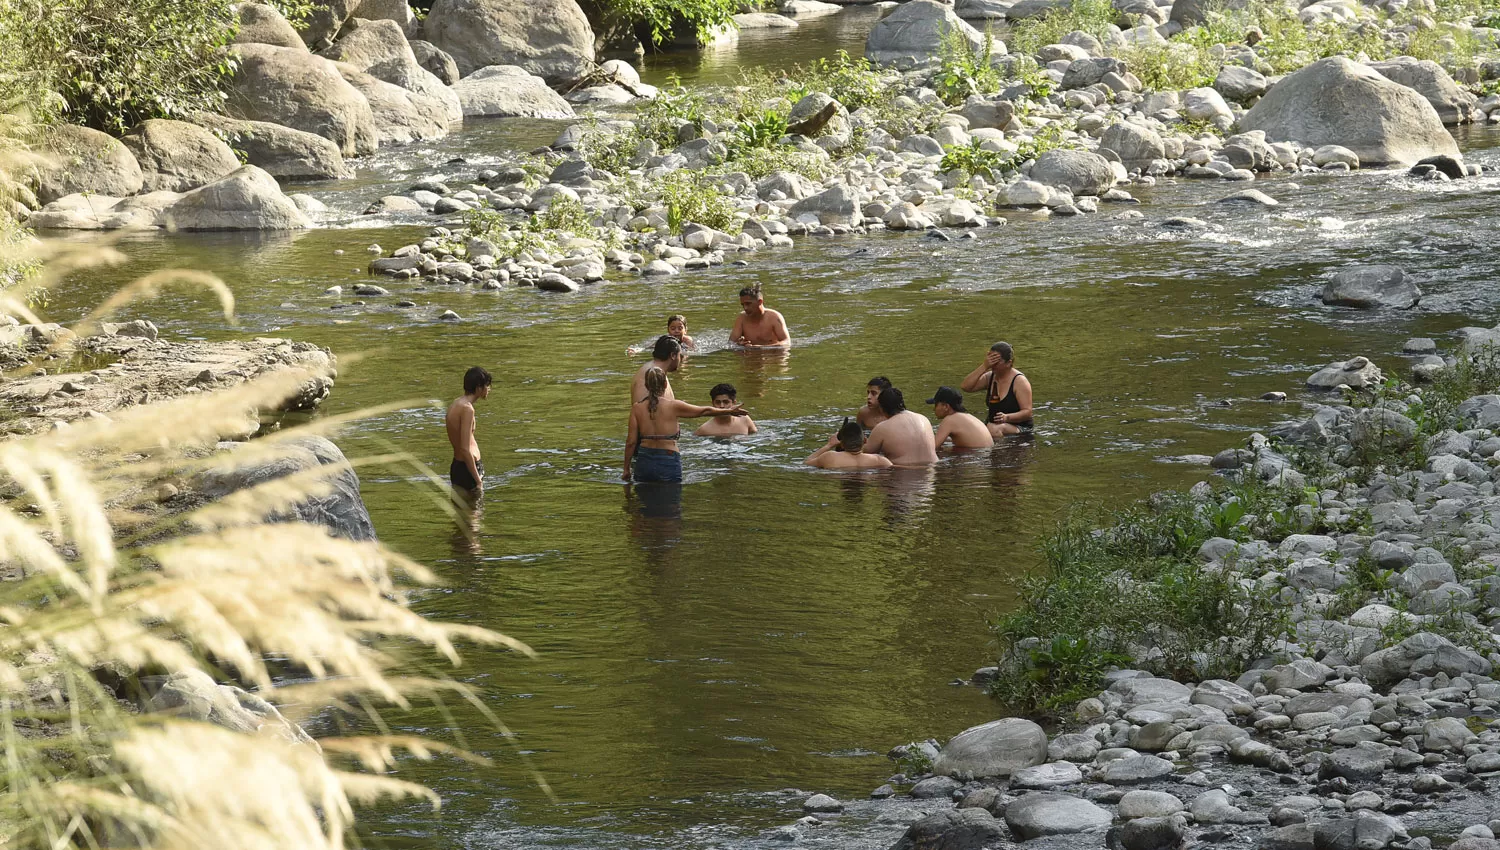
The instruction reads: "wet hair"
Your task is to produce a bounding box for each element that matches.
[867,376,892,391]
[877,386,905,417]
[738,284,763,299]
[463,366,492,394]
[644,367,668,414]
[667,314,686,328]
[990,341,1014,362]
[652,334,682,361]
[709,383,737,401]
[838,417,864,452]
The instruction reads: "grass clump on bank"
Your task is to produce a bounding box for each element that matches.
[990,484,1301,712]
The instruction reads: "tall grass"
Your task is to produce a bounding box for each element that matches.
[0,145,528,847]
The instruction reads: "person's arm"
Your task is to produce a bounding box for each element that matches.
[745,416,758,434]
[863,423,886,456]
[669,399,747,418]
[681,334,696,350]
[961,354,998,393]
[623,408,639,480]
[804,433,840,467]
[730,314,747,346]
[934,418,953,447]
[454,406,481,488]
[995,376,1034,425]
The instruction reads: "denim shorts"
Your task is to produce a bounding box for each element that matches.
[633,446,683,483]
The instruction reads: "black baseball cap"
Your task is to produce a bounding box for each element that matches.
[926,386,965,410]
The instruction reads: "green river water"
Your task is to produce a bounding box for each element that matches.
[37,9,1500,848]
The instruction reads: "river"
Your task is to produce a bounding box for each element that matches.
[37,9,1500,849]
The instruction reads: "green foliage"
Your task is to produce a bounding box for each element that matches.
[727,144,830,179]
[990,485,1297,711]
[267,0,317,27]
[636,76,708,149]
[599,0,744,46]
[941,138,1005,180]
[1007,0,1120,56]
[0,0,239,135]
[795,50,891,112]
[999,123,1078,172]
[936,28,1003,105]
[1117,42,1221,90]
[658,170,738,233]
[728,109,789,156]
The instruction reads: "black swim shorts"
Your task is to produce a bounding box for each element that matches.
[450,459,484,491]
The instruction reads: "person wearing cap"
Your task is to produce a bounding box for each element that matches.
[863,387,939,466]
[805,418,893,470]
[928,386,994,449]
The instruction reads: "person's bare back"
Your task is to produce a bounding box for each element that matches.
[446,367,491,498]
[864,389,938,466]
[935,411,995,449]
[805,418,892,470]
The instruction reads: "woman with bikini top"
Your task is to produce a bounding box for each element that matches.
[624,367,750,483]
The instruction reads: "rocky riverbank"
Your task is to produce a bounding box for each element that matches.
[758,338,1500,850]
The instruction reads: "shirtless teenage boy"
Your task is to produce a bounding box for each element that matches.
[928,386,995,449]
[863,387,939,466]
[805,418,893,470]
[730,285,791,349]
[632,335,681,405]
[695,383,758,436]
[446,366,491,500]
[857,376,892,430]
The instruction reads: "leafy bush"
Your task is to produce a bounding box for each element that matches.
[1117,41,1221,90]
[658,169,738,233]
[1007,0,1120,56]
[936,27,1003,105]
[0,0,240,135]
[941,138,1006,180]
[591,0,744,46]
[728,109,790,155]
[991,486,1296,711]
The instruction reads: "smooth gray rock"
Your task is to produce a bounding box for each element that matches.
[1321,265,1421,309]
[891,808,1006,850]
[226,43,379,156]
[1369,56,1477,125]
[1100,122,1165,171]
[322,19,462,123]
[1109,677,1192,705]
[1012,761,1084,789]
[1423,717,1477,751]
[1350,407,1418,451]
[1360,632,1492,685]
[1117,790,1185,819]
[1116,815,1188,850]
[411,40,461,86]
[1239,57,1460,165]
[1214,64,1268,103]
[425,0,595,83]
[866,0,985,68]
[933,717,1048,778]
[30,125,144,205]
[1307,356,1382,390]
[453,65,576,119]
[197,436,374,540]
[1100,755,1175,784]
[1319,744,1390,782]
[164,165,312,231]
[190,113,353,181]
[121,119,241,193]
[1005,792,1112,839]
[233,2,306,49]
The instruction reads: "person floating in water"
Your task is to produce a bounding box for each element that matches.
[730,284,791,349]
[805,417,893,470]
[446,366,491,501]
[632,335,681,405]
[695,383,757,436]
[960,341,1034,437]
[928,386,994,448]
[667,314,696,351]
[864,386,939,466]
[629,316,695,355]
[857,376,892,430]
[625,367,749,482]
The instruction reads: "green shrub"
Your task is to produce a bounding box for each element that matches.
[991,486,1296,711]
[1007,0,1120,56]
[658,170,738,233]
[936,27,1003,105]
[591,0,744,46]
[941,138,1005,180]
[729,109,789,154]
[725,144,830,179]
[1117,41,1221,90]
[0,0,239,135]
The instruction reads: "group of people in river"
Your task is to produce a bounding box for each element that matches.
[444,284,1033,496]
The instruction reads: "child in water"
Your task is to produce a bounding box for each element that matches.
[629,315,697,355]
[695,383,757,436]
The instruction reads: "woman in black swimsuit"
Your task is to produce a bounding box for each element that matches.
[960,341,1034,437]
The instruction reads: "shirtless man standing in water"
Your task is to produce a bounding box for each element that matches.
[446,366,491,501]
[863,387,939,466]
[730,285,791,349]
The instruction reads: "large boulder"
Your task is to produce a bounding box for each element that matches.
[164,166,312,231]
[233,2,307,49]
[28,191,181,231]
[225,43,379,156]
[30,125,143,205]
[1099,121,1164,171]
[866,0,985,68]
[353,0,419,36]
[196,435,375,540]
[1005,793,1113,839]
[336,65,452,145]
[299,0,363,50]
[788,183,862,226]
[933,718,1048,778]
[1320,265,1421,309]
[1239,57,1459,166]
[452,65,575,119]
[410,40,461,85]
[321,19,462,122]
[1368,57,1477,125]
[190,114,353,181]
[1029,148,1116,195]
[424,0,595,83]
[120,119,241,193]
[1360,632,1492,685]
[146,670,314,744]
[891,808,1007,850]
